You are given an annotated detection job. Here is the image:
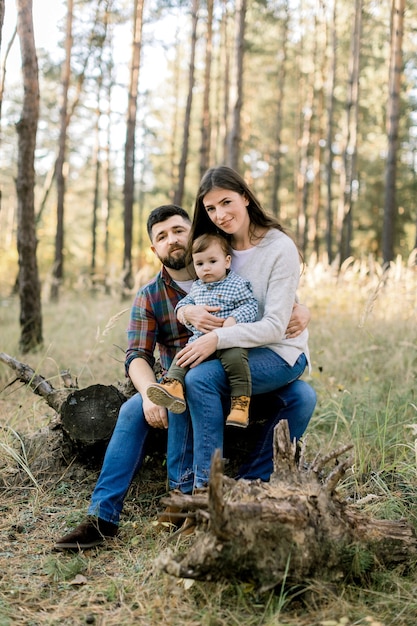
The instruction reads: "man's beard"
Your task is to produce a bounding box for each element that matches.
[159,248,187,270]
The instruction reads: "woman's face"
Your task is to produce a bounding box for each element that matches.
[202,187,250,238]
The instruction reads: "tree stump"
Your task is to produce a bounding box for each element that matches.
[158,420,417,591]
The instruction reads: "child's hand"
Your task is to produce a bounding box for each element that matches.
[222,316,236,328]
[286,303,310,338]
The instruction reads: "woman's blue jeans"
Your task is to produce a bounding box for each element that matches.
[88,348,315,523]
[181,348,311,489]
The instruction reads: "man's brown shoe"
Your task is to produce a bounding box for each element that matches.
[54,517,118,550]
[153,489,188,531]
[154,504,185,531]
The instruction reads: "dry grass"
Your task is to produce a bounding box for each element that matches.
[0,256,417,625]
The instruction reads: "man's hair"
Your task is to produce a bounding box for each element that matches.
[192,232,231,258]
[146,204,190,240]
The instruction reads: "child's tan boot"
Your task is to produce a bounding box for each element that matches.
[146,378,186,414]
[225,395,250,428]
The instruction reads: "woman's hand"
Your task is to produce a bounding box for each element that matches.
[181,305,224,334]
[285,302,311,338]
[175,331,218,368]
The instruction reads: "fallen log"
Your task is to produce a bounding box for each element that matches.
[158,420,417,591]
[0,351,133,460]
[0,352,285,473]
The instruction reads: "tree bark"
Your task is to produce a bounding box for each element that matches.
[382,0,405,265]
[325,0,337,264]
[15,0,43,353]
[226,0,246,170]
[159,421,417,591]
[0,0,4,51]
[270,1,289,219]
[336,0,362,266]
[50,0,73,301]
[1,24,17,131]
[123,0,144,292]
[173,0,199,206]
[295,12,318,253]
[199,0,213,179]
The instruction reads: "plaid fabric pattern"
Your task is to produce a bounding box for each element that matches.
[176,270,258,342]
[125,266,191,376]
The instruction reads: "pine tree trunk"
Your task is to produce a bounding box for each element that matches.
[325,0,337,264]
[123,0,144,292]
[382,0,405,265]
[270,1,289,218]
[199,0,213,178]
[336,0,362,266]
[51,0,73,301]
[15,0,43,353]
[174,0,199,206]
[226,0,246,170]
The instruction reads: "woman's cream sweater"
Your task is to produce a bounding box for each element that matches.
[214,228,310,367]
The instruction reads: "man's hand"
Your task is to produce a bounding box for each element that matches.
[183,305,223,333]
[222,316,236,328]
[286,303,311,338]
[142,396,168,429]
[175,331,218,368]
[128,360,169,429]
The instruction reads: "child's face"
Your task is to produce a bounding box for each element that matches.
[193,241,231,283]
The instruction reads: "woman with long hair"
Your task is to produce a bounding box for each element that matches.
[172,165,314,490]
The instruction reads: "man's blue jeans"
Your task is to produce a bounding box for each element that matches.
[89,348,315,523]
[88,392,194,523]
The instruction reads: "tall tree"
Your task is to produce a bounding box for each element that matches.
[309,3,327,258]
[15,0,42,352]
[217,0,231,164]
[0,0,4,52]
[325,0,337,263]
[91,86,101,273]
[227,0,247,170]
[173,0,199,206]
[295,9,317,252]
[336,0,362,265]
[51,0,73,300]
[1,26,17,141]
[199,0,213,178]
[90,0,112,274]
[382,0,405,265]
[270,1,290,218]
[102,3,115,270]
[123,0,144,290]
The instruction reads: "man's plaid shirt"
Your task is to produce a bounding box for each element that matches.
[125,266,191,377]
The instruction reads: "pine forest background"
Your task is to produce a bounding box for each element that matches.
[0,0,417,350]
[1,4,417,622]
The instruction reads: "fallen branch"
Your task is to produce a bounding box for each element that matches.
[0,352,70,412]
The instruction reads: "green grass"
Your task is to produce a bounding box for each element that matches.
[0,257,416,625]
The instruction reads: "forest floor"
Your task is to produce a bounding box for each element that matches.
[0,257,416,626]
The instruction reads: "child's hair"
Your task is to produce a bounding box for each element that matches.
[191,232,231,259]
